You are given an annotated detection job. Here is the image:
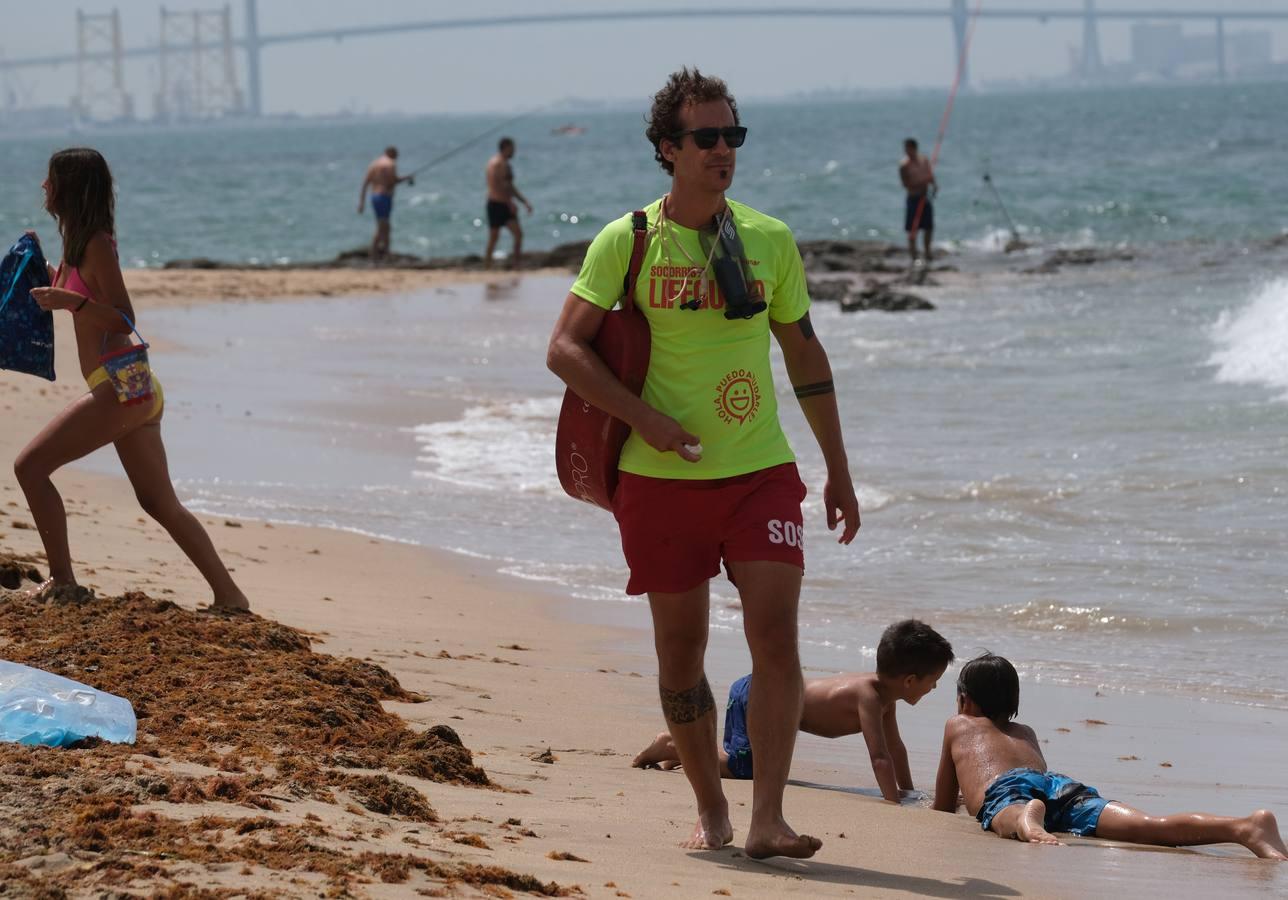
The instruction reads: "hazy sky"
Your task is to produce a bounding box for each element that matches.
[5,1,1287,116]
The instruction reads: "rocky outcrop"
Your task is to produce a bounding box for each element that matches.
[1022,247,1135,275]
[165,238,924,276]
[808,276,934,312]
[840,281,935,312]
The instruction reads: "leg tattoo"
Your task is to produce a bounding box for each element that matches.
[660,677,715,725]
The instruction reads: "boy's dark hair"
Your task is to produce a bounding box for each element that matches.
[904,137,918,150]
[875,619,954,679]
[46,147,115,268]
[498,137,515,151]
[385,146,398,158]
[645,67,740,175]
[957,653,1020,724]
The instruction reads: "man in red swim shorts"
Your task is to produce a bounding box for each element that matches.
[547,68,860,861]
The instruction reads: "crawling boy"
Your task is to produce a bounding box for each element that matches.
[633,619,954,802]
[933,653,1288,859]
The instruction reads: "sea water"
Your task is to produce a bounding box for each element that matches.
[125,248,1288,711]
[2,82,1285,263]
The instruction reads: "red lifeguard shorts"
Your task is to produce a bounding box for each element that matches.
[611,462,807,596]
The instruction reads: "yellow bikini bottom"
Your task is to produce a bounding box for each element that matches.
[86,366,165,421]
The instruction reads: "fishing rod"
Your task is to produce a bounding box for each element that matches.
[404,107,542,179]
[982,171,1022,245]
[906,0,983,248]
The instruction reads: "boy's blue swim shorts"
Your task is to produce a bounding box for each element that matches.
[722,674,754,780]
[977,768,1110,836]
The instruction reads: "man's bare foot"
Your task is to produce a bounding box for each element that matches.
[680,804,733,851]
[1242,809,1288,860]
[745,819,822,860]
[632,731,680,770]
[1016,799,1062,846]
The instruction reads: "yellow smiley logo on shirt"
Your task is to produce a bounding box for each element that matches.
[715,369,761,425]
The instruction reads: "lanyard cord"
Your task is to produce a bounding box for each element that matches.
[657,194,724,307]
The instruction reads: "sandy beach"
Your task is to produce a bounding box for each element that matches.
[2,267,1285,898]
[121,266,571,306]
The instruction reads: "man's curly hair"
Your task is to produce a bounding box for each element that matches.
[645,67,740,175]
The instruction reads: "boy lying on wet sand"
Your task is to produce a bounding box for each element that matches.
[633,619,954,803]
[933,653,1288,859]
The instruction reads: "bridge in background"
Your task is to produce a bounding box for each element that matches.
[3,1,1287,120]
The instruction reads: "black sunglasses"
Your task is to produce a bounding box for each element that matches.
[671,126,747,150]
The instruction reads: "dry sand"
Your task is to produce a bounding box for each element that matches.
[123,266,569,307]
[1,270,1283,898]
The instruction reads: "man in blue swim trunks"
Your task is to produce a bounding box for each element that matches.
[359,146,414,261]
[899,137,936,268]
[933,653,1288,859]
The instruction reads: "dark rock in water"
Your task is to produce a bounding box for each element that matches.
[1022,260,1061,275]
[161,238,936,278]
[813,255,860,272]
[1022,246,1134,274]
[797,240,909,274]
[840,281,934,312]
[541,240,593,269]
[860,258,909,274]
[163,257,226,270]
[806,277,853,302]
[1004,238,1032,253]
[329,249,429,269]
[798,239,900,259]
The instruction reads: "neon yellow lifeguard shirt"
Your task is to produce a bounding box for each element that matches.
[570,198,811,480]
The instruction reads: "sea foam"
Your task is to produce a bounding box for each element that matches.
[1209,277,1288,400]
[411,397,563,493]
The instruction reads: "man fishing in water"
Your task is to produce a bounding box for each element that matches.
[899,137,937,268]
[484,137,532,269]
[358,146,414,261]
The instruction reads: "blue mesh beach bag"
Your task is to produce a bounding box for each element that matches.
[0,233,55,381]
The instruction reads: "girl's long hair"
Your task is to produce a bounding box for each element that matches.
[46,148,115,267]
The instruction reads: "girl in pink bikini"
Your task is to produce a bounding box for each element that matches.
[19,148,249,611]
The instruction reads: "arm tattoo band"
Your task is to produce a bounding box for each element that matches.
[659,676,715,725]
[797,313,816,341]
[794,379,835,399]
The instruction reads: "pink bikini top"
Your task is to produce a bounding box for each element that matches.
[60,265,93,300]
[54,233,117,303]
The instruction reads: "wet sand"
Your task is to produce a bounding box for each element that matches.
[1,269,1285,897]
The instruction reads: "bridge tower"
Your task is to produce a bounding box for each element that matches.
[74,8,134,122]
[950,0,970,90]
[156,4,243,121]
[1081,0,1104,79]
[245,0,262,117]
[1215,17,1227,82]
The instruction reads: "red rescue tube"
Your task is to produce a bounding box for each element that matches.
[554,306,650,510]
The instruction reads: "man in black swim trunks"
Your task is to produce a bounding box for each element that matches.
[484,137,532,269]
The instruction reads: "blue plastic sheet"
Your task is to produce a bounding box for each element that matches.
[0,659,137,747]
